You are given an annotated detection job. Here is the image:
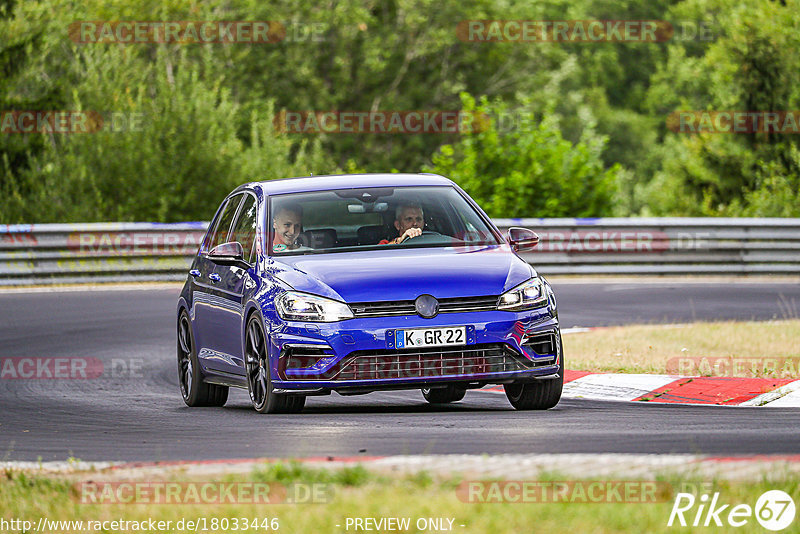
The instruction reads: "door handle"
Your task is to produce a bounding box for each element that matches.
[209,273,221,282]
[189,269,201,278]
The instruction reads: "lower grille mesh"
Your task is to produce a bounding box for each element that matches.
[290,343,535,381]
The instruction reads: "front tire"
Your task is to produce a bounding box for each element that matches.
[504,376,562,410]
[504,334,564,410]
[422,385,466,404]
[245,315,305,414]
[178,310,228,407]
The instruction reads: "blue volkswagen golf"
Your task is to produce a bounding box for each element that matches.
[177,173,563,413]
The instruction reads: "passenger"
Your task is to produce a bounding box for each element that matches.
[380,203,424,245]
[272,203,303,252]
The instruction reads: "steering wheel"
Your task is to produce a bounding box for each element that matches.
[400,229,443,244]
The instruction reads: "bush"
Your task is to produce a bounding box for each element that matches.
[425,94,621,218]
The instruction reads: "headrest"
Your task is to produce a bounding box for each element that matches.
[300,228,338,249]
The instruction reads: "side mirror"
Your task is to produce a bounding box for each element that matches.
[507,227,539,252]
[208,241,250,269]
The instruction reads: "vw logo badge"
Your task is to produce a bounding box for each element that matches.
[415,294,439,318]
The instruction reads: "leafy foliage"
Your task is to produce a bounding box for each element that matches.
[0,0,798,222]
[426,94,620,218]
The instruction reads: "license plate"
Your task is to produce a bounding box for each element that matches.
[395,326,467,349]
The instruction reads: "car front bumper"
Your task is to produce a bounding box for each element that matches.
[267,307,562,392]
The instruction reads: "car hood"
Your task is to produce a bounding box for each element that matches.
[268,245,535,303]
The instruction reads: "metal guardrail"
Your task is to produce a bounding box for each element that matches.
[0,218,798,285]
[0,222,207,286]
[496,218,800,276]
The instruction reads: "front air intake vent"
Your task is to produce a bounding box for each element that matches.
[525,333,555,355]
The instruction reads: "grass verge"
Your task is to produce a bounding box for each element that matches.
[563,319,800,377]
[2,462,799,533]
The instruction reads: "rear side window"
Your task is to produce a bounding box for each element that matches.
[208,194,243,251]
[229,194,258,263]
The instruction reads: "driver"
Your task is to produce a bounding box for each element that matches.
[380,203,424,245]
[272,203,303,252]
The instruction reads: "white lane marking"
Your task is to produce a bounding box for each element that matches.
[764,391,800,407]
[562,373,678,402]
[741,380,800,407]
[0,460,119,472]
[0,283,183,294]
[10,454,800,482]
[561,327,592,334]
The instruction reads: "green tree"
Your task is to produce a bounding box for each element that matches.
[1,0,331,222]
[426,94,621,217]
[639,0,799,215]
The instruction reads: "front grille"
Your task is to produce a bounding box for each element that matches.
[349,295,499,318]
[290,343,534,381]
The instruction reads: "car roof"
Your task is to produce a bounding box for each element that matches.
[238,173,455,196]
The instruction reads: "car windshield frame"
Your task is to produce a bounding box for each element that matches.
[266,185,504,257]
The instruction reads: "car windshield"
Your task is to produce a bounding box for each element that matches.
[268,186,502,255]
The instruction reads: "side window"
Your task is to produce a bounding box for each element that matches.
[229,194,258,263]
[208,194,244,251]
[202,199,228,252]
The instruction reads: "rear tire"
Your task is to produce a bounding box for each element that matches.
[504,333,564,410]
[421,385,466,404]
[177,310,228,407]
[245,315,306,414]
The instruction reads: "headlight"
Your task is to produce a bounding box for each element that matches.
[275,291,354,322]
[497,277,547,311]
[544,277,557,311]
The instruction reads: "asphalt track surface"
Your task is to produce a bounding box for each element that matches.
[1,281,799,462]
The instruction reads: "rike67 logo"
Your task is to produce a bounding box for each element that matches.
[668,490,796,531]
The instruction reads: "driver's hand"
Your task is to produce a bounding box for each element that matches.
[399,228,423,242]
